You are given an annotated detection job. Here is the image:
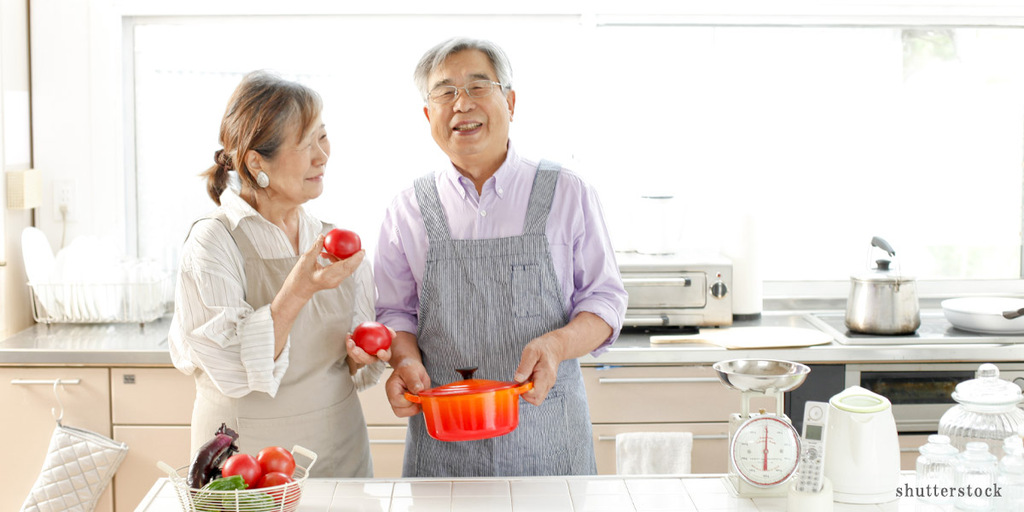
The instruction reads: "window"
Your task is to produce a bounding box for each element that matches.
[127,9,1024,299]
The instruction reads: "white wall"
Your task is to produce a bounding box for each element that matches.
[1,0,33,337]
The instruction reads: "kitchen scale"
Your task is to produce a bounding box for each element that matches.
[712,358,810,498]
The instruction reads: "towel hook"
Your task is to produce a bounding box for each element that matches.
[51,379,65,426]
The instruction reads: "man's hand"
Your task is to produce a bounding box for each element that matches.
[386,356,431,418]
[513,331,567,406]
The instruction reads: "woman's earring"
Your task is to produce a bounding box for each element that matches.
[256,171,270,188]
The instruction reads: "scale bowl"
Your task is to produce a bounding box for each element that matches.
[712,359,810,393]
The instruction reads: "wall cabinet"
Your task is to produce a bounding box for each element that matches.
[0,367,114,512]
[581,365,778,475]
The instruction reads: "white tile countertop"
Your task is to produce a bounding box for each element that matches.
[135,473,927,512]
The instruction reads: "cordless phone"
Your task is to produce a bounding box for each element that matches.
[794,400,829,493]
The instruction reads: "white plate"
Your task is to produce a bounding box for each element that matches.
[942,297,1024,334]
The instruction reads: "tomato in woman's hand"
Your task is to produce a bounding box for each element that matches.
[323,228,361,259]
[256,471,294,488]
[221,453,262,488]
[257,446,296,477]
[352,321,393,353]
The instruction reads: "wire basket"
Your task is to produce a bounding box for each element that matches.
[157,445,316,512]
[27,275,171,324]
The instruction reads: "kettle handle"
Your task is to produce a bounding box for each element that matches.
[871,236,895,257]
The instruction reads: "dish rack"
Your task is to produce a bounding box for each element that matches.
[27,275,172,325]
[157,445,316,512]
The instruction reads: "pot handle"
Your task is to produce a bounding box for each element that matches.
[403,392,422,403]
[513,381,534,395]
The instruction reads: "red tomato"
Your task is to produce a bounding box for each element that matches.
[221,453,262,488]
[256,471,294,488]
[257,446,296,477]
[352,321,393,353]
[323,228,361,259]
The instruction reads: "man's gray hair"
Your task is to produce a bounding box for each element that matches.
[414,37,513,103]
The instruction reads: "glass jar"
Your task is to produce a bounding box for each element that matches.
[916,434,959,506]
[955,442,998,511]
[997,436,1024,512]
[938,363,1024,457]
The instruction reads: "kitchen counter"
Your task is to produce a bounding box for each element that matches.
[135,473,918,511]
[3,312,1024,367]
[0,316,173,365]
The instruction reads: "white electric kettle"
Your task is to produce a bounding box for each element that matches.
[823,386,901,504]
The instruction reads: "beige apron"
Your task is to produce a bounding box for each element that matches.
[187,213,372,478]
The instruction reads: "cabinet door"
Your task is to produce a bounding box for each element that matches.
[583,366,776,423]
[0,367,113,512]
[113,425,190,512]
[367,426,407,478]
[111,367,195,425]
[591,423,731,475]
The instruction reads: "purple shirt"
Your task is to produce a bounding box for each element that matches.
[373,144,627,355]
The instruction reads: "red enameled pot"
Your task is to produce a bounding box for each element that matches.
[404,367,534,442]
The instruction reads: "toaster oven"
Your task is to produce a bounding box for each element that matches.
[617,251,733,328]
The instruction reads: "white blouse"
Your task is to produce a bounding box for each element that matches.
[168,188,381,398]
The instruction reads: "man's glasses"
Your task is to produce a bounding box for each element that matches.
[428,80,504,104]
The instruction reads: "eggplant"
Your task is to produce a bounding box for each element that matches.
[186,423,239,489]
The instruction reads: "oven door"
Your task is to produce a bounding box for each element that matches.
[845,362,1024,433]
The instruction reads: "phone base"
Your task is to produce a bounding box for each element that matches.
[787,477,833,512]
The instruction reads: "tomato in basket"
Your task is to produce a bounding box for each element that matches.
[221,453,262,488]
[257,446,296,476]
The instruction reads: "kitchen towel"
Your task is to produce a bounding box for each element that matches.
[20,423,128,512]
[615,432,693,475]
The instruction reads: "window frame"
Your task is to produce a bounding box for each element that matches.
[107,2,1024,308]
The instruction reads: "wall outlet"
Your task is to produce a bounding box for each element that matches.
[53,180,75,220]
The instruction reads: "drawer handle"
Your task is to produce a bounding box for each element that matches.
[598,434,728,442]
[900,447,922,453]
[598,377,720,384]
[10,379,82,386]
[369,440,406,445]
[623,315,670,326]
[622,278,692,286]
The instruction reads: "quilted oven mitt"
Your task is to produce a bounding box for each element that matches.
[20,423,128,512]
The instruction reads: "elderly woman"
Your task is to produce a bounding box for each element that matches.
[375,38,628,477]
[168,71,389,477]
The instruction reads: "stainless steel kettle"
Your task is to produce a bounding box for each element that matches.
[844,236,920,335]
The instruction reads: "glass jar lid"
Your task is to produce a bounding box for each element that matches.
[951,363,1023,408]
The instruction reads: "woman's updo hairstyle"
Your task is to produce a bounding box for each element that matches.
[202,70,323,205]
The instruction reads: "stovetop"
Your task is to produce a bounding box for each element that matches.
[807,311,1022,345]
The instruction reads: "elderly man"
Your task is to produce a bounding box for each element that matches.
[374,37,627,477]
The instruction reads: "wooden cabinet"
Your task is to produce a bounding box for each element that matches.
[358,368,407,478]
[582,365,778,475]
[0,367,114,512]
[110,368,194,512]
[900,434,931,471]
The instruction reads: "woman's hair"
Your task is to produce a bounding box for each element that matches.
[202,70,323,205]
[413,37,513,103]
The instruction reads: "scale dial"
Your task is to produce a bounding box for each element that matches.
[730,415,801,487]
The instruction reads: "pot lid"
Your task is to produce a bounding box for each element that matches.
[416,367,520,397]
[851,260,915,283]
[951,363,1022,407]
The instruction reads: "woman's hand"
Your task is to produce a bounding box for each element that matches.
[286,235,364,300]
[345,325,395,373]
